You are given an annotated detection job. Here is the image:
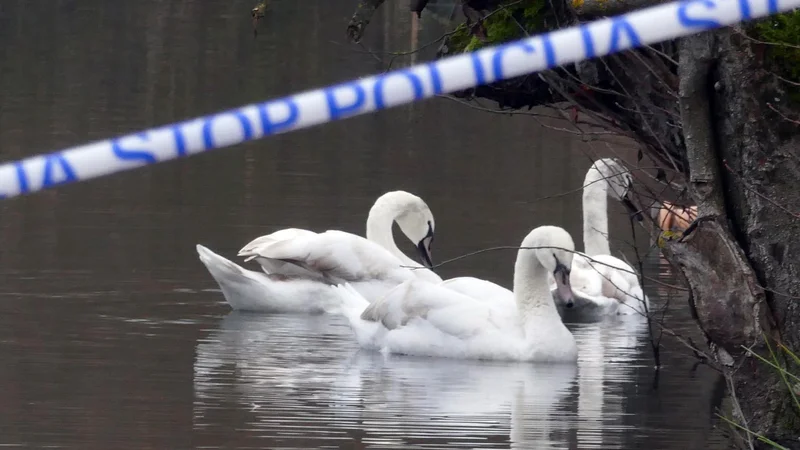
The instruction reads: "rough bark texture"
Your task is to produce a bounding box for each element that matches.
[677,33,724,217]
[661,218,773,356]
[344,0,800,445]
[708,28,800,448]
[347,0,387,43]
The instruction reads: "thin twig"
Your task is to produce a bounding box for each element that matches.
[767,102,800,125]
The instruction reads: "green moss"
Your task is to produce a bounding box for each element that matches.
[749,9,800,103]
[446,0,549,53]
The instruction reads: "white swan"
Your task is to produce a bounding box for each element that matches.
[196,190,442,313]
[328,225,579,362]
[554,158,650,317]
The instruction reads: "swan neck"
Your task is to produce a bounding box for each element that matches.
[513,252,559,320]
[582,167,611,256]
[366,202,416,266]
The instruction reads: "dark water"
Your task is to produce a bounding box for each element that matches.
[0,1,727,449]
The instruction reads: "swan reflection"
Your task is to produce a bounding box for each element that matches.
[193,311,648,448]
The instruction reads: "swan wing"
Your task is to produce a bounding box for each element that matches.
[583,254,649,314]
[239,228,319,258]
[238,229,411,283]
[409,266,444,284]
[546,254,623,317]
[360,280,505,340]
[237,228,326,280]
[569,288,620,312]
[440,277,514,304]
[254,258,325,279]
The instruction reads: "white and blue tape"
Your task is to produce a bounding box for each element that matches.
[0,0,795,199]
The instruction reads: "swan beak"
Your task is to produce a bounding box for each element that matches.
[553,263,573,308]
[622,196,644,222]
[417,236,434,268]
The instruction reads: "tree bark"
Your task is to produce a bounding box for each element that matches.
[347,0,387,43]
[661,33,793,448]
[705,27,800,447]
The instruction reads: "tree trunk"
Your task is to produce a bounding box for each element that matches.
[665,27,800,448]
[700,28,800,447]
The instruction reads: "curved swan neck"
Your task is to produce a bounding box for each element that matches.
[366,200,417,266]
[582,166,611,256]
[513,253,559,320]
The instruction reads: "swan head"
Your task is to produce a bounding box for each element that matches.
[397,207,435,268]
[525,226,575,308]
[374,190,436,267]
[589,158,643,222]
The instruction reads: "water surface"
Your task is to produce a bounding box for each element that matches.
[0,1,727,448]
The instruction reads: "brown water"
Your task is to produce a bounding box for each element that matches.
[0,1,728,449]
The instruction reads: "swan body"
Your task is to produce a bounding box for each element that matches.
[329,226,579,363]
[570,253,646,315]
[438,277,515,306]
[551,158,649,317]
[196,191,442,313]
[439,273,619,320]
[197,243,358,313]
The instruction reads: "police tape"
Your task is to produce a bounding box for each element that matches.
[0,0,795,199]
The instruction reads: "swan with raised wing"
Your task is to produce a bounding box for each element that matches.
[196,190,442,313]
[328,225,579,362]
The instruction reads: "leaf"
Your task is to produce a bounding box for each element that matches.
[637,149,643,162]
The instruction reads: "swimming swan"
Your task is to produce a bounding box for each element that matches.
[554,158,650,317]
[196,191,442,313]
[328,225,579,362]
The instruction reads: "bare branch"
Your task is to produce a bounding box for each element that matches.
[767,102,800,125]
